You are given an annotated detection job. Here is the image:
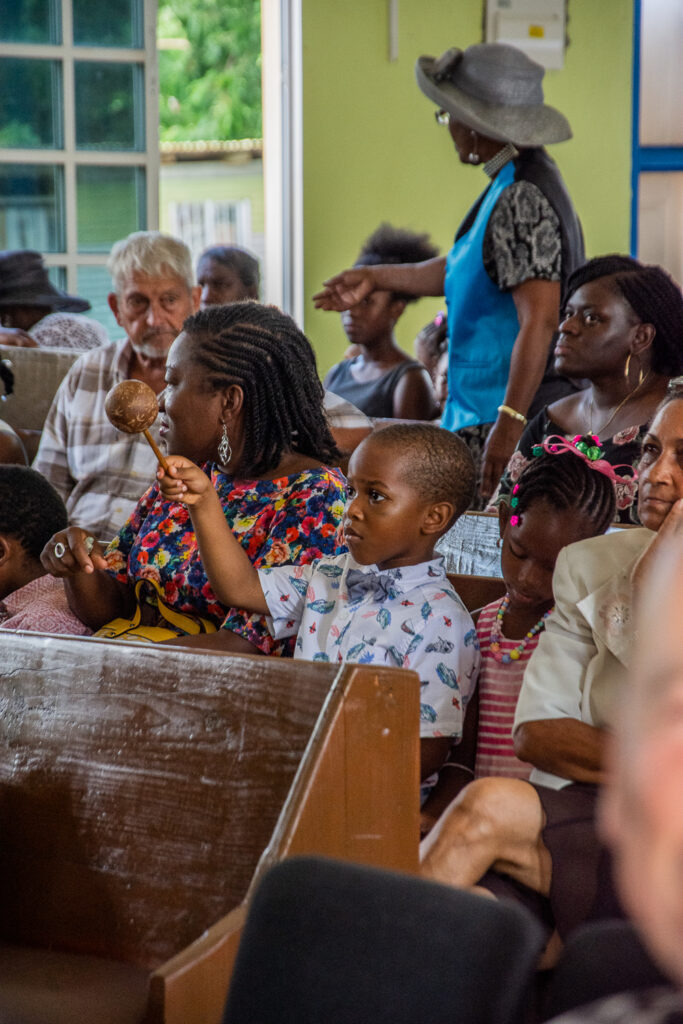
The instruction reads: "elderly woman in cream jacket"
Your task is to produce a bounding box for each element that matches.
[421,382,683,941]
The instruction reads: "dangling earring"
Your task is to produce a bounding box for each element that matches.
[217,422,232,467]
[624,353,632,383]
[468,131,481,165]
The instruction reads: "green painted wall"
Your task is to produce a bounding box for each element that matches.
[302,0,634,376]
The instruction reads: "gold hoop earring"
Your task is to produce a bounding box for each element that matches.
[624,353,632,382]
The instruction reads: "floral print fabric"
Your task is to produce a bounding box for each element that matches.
[259,552,480,738]
[491,407,644,524]
[105,463,346,654]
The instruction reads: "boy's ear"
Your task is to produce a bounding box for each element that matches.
[498,502,510,539]
[421,500,455,536]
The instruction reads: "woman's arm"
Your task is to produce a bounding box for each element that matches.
[158,458,269,615]
[514,718,607,784]
[313,258,447,311]
[40,526,134,629]
[479,278,560,498]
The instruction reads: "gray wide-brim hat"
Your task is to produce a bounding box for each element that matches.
[415,43,571,147]
[0,250,90,312]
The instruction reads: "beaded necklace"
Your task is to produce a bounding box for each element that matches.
[489,594,553,664]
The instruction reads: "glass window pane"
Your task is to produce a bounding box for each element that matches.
[76,166,146,252]
[47,266,67,291]
[638,173,683,285]
[0,0,61,44]
[74,62,145,151]
[0,164,65,252]
[73,0,143,48]
[640,0,683,146]
[0,58,63,149]
[76,266,120,339]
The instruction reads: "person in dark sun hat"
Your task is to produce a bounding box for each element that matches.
[315,42,584,506]
[0,249,107,351]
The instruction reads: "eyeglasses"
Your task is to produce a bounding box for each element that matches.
[434,108,450,126]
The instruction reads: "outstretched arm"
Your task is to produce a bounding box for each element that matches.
[313,257,446,311]
[158,457,269,614]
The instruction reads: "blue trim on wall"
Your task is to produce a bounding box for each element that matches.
[637,148,683,172]
[631,0,683,258]
[630,0,641,256]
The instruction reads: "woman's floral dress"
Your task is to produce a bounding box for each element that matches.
[491,408,644,524]
[106,463,347,654]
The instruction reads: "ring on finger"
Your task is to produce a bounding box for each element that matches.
[54,541,66,559]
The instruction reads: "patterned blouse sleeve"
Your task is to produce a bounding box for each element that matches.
[490,408,549,509]
[221,471,346,654]
[483,181,562,291]
[104,483,156,581]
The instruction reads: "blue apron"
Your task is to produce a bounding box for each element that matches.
[442,161,521,432]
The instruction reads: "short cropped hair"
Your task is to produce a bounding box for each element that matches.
[355,223,439,304]
[0,466,68,562]
[199,245,260,296]
[367,423,475,525]
[107,231,194,294]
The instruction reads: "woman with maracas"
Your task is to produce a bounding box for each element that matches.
[41,303,346,653]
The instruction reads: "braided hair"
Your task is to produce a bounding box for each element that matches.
[512,438,616,537]
[183,302,341,477]
[0,466,67,562]
[355,223,439,303]
[565,255,683,376]
[0,359,14,397]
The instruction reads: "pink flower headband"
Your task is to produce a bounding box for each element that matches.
[508,434,636,526]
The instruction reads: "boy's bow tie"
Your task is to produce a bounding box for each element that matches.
[346,568,400,603]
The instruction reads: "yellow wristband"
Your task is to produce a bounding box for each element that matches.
[497,404,527,426]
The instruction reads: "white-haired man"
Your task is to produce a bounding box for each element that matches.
[33,231,200,541]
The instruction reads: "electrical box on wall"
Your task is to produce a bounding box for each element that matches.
[485,0,567,70]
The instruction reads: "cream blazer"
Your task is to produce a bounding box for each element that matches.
[513,527,654,789]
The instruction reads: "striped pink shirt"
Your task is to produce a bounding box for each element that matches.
[474,598,538,780]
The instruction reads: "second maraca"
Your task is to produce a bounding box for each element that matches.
[104,379,169,472]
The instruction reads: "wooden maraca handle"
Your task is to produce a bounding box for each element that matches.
[143,428,170,473]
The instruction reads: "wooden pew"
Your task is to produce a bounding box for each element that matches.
[0,632,420,1024]
[448,572,507,614]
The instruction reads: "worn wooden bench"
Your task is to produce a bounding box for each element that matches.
[0,632,419,1024]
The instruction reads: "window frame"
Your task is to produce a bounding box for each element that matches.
[0,0,159,295]
[630,0,683,254]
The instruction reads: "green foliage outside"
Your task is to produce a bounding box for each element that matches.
[157,0,262,143]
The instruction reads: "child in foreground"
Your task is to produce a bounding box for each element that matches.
[420,436,622,834]
[158,423,480,789]
[0,466,90,634]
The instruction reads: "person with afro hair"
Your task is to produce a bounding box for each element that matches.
[324,224,440,420]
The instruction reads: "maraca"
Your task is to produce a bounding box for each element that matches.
[104,379,169,472]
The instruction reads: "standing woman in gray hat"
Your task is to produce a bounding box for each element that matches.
[315,43,584,503]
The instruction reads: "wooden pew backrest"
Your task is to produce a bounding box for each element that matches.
[0,632,420,1023]
[0,344,81,431]
[448,573,507,614]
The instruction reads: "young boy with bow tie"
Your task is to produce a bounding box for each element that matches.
[158,423,480,795]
